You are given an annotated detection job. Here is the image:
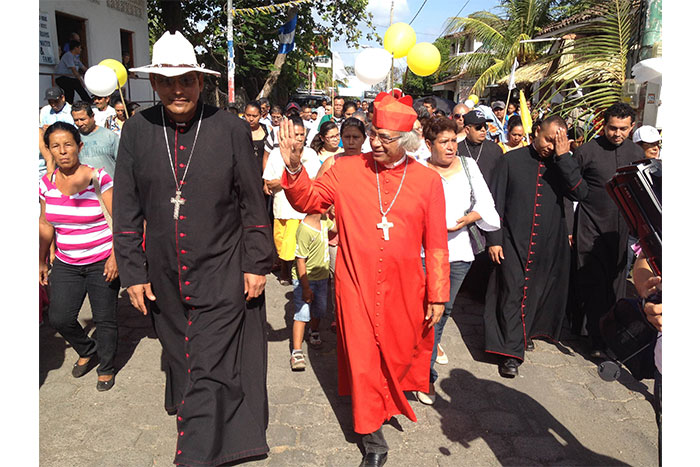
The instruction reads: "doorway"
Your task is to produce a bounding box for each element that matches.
[120,29,134,69]
[55,11,88,66]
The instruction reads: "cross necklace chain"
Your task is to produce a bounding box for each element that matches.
[162,106,204,219]
[374,159,408,241]
[464,141,483,163]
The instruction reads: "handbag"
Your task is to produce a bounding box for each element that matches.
[458,155,486,255]
[92,169,113,231]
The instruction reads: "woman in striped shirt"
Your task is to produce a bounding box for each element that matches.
[39,121,119,392]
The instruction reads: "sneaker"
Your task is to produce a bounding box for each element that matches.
[435,343,448,365]
[309,330,322,348]
[290,351,306,371]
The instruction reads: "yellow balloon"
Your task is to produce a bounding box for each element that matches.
[406,42,441,77]
[383,22,417,59]
[468,94,479,105]
[99,59,128,88]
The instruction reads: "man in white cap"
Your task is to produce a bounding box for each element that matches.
[113,31,274,466]
[633,125,661,159]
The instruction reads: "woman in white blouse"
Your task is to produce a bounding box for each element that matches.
[416,116,500,405]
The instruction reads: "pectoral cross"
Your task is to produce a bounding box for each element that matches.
[171,190,185,219]
[377,215,394,241]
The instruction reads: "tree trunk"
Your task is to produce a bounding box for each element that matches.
[257,53,288,99]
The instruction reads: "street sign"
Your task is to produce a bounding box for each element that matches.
[313,55,331,68]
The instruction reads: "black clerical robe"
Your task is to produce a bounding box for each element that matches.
[569,137,644,338]
[113,101,274,466]
[483,146,583,360]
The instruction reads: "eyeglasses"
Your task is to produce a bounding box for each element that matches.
[326,134,340,140]
[368,130,401,144]
[153,74,199,87]
[469,124,487,131]
[452,114,466,119]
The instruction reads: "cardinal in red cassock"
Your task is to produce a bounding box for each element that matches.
[279,92,450,466]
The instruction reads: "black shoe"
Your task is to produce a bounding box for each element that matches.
[498,357,519,378]
[96,375,115,392]
[526,339,535,351]
[360,452,387,467]
[71,355,95,378]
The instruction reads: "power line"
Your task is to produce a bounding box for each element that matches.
[409,0,429,25]
[454,0,471,18]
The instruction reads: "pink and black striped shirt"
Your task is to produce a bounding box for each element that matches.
[39,166,113,265]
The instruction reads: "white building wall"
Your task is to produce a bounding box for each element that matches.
[39,0,155,108]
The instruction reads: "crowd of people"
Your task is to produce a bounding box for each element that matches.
[38,30,662,467]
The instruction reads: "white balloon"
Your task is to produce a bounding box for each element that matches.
[354,48,392,86]
[84,65,118,97]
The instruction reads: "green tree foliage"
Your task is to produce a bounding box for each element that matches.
[401,37,451,97]
[147,0,375,104]
[537,0,637,141]
[441,0,597,96]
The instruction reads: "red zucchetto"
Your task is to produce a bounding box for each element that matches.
[372,92,417,132]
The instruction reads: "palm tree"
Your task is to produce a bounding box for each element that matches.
[442,0,561,96]
[536,0,638,140]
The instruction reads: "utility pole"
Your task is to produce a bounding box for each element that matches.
[227,0,234,104]
[639,0,662,61]
[386,0,395,92]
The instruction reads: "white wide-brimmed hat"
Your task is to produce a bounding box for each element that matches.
[130,30,221,77]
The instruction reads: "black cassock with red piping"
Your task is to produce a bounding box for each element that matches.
[113,100,274,466]
[483,146,584,361]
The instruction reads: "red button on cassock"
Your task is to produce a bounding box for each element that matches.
[179,163,185,168]
[179,215,186,220]
[181,250,187,254]
[185,296,191,301]
[182,265,188,270]
[180,233,186,237]
[185,336,189,341]
[177,450,182,455]
[185,281,191,285]
[178,416,182,421]
[180,145,185,150]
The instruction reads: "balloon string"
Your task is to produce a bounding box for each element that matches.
[119,85,129,119]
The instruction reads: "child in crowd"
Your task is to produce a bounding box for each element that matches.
[290,212,334,371]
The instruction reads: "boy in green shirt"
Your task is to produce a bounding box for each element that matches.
[290,213,334,371]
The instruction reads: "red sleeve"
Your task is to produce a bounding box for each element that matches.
[281,161,338,214]
[423,173,450,303]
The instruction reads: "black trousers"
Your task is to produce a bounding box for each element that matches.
[361,426,388,454]
[55,76,91,104]
[48,258,119,375]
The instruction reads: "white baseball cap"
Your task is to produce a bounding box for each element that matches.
[632,125,661,144]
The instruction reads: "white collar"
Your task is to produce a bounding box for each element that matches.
[382,155,407,169]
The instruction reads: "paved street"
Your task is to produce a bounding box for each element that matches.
[40,274,658,466]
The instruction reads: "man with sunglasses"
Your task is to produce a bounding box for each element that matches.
[113,31,274,466]
[456,110,503,190]
[450,103,470,143]
[457,109,505,303]
[279,91,449,467]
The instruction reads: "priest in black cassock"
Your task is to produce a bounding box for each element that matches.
[483,115,586,377]
[113,31,274,466]
[567,102,644,356]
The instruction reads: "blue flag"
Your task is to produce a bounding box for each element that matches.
[278,14,297,54]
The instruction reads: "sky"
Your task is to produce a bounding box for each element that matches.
[330,0,501,69]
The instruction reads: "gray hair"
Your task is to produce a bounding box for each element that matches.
[351,110,367,123]
[397,129,422,152]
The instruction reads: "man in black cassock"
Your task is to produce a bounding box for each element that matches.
[458,109,504,303]
[483,115,586,377]
[567,102,644,356]
[113,31,274,466]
